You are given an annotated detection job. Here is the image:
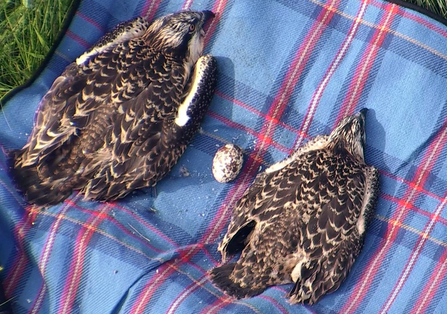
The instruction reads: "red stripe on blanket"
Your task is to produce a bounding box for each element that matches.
[215,90,309,144]
[401,11,447,38]
[182,0,194,10]
[203,292,293,314]
[382,192,447,227]
[342,113,447,312]
[133,244,221,314]
[258,295,290,314]
[166,258,293,314]
[25,201,171,258]
[203,294,291,314]
[165,274,207,314]
[201,296,233,314]
[202,294,252,314]
[381,195,447,312]
[379,128,447,312]
[3,208,37,297]
[76,12,105,32]
[20,202,220,287]
[295,0,370,148]
[29,202,75,314]
[411,241,447,313]
[207,111,291,153]
[76,200,180,254]
[267,0,342,133]
[381,169,446,204]
[203,0,226,48]
[66,30,91,48]
[130,247,202,313]
[141,0,163,21]
[369,0,447,37]
[58,205,109,314]
[337,3,398,122]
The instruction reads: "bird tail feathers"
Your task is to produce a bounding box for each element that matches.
[209,263,264,299]
[286,256,342,304]
[8,149,73,207]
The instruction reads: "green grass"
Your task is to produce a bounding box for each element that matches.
[405,0,447,19]
[0,0,446,100]
[0,0,75,99]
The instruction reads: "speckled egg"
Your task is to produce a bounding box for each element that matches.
[212,144,244,183]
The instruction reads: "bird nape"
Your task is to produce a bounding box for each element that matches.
[209,109,379,304]
[9,10,217,207]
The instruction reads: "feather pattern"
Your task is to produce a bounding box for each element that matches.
[9,11,217,206]
[210,109,380,304]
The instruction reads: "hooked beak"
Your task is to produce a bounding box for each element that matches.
[359,108,368,118]
[200,11,215,37]
[202,10,215,23]
[358,108,367,129]
[358,108,368,147]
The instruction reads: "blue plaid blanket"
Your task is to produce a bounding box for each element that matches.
[1,0,447,313]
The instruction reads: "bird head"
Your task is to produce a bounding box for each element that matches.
[143,10,214,63]
[328,109,367,162]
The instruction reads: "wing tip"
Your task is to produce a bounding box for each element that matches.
[8,151,72,207]
[209,263,264,299]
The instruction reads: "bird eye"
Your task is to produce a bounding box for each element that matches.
[189,24,195,32]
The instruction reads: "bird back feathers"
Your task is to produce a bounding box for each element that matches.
[210,110,379,304]
[9,11,217,207]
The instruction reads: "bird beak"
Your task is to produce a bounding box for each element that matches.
[202,10,215,24]
[358,108,368,146]
[359,108,368,118]
[200,11,215,36]
[358,108,368,130]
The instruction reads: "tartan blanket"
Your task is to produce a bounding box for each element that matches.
[1,0,447,313]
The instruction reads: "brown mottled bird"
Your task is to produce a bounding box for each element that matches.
[210,109,379,304]
[9,10,217,207]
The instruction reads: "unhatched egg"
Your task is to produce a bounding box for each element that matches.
[212,144,244,183]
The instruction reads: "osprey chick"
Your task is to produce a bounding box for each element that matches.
[210,109,379,304]
[10,10,217,206]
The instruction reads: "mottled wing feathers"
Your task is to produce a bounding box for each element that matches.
[287,156,369,303]
[13,19,151,169]
[217,155,304,261]
[10,11,217,206]
[301,156,367,247]
[212,208,301,298]
[213,148,377,303]
[12,30,187,202]
[221,135,331,245]
[287,225,363,304]
[210,263,266,299]
[81,55,217,200]
[217,171,273,261]
[78,52,188,199]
